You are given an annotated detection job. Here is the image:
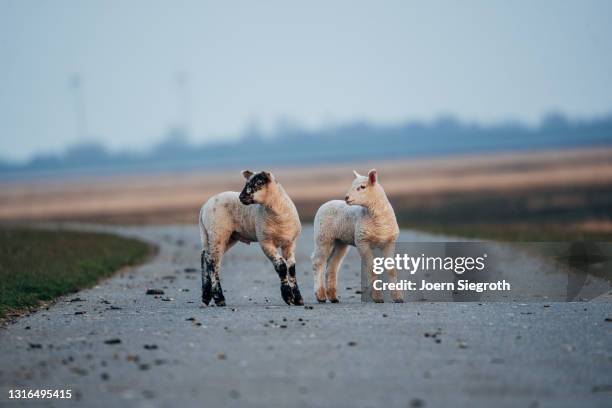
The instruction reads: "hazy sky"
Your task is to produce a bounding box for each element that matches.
[1,0,612,161]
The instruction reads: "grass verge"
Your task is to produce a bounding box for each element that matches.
[0,227,152,318]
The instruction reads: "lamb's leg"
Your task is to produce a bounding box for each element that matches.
[282,242,304,306]
[200,221,213,305]
[205,249,226,306]
[382,242,404,303]
[325,242,349,303]
[201,250,213,305]
[260,241,294,305]
[311,240,333,302]
[357,242,383,303]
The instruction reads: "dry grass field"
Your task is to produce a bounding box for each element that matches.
[1,147,611,239]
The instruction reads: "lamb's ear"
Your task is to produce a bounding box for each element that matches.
[368,169,378,185]
[264,171,275,182]
[241,170,253,180]
[353,170,361,178]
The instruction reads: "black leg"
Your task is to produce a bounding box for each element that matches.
[275,261,294,305]
[288,264,304,306]
[201,251,212,305]
[212,281,226,306]
[205,257,225,307]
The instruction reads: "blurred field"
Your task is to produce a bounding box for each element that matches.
[1,147,612,240]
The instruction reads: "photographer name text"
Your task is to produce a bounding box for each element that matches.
[373,279,511,292]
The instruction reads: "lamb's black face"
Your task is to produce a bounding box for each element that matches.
[239,172,271,205]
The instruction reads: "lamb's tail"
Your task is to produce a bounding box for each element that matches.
[198,205,208,252]
[311,208,322,262]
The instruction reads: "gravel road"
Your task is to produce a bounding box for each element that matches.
[1,224,611,408]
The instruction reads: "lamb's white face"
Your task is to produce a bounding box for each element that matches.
[345,169,379,207]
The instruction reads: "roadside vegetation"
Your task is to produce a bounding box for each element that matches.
[0,227,151,318]
[409,223,612,242]
[392,183,612,241]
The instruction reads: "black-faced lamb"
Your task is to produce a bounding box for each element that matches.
[311,169,403,303]
[199,170,304,306]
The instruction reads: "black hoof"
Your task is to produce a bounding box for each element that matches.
[202,277,212,305]
[317,298,327,303]
[393,298,404,303]
[330,299,339,303]
[292,284,304,306]
[281,283,294,305]
[212,283,225,306]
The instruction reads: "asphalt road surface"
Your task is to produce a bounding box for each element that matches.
[1,224,611,408]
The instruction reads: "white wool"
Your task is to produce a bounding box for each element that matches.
[311,169,403,303]
[198,171,303,305]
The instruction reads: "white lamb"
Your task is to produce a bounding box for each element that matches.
[198,170,304,306]
[311,169,403,303]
